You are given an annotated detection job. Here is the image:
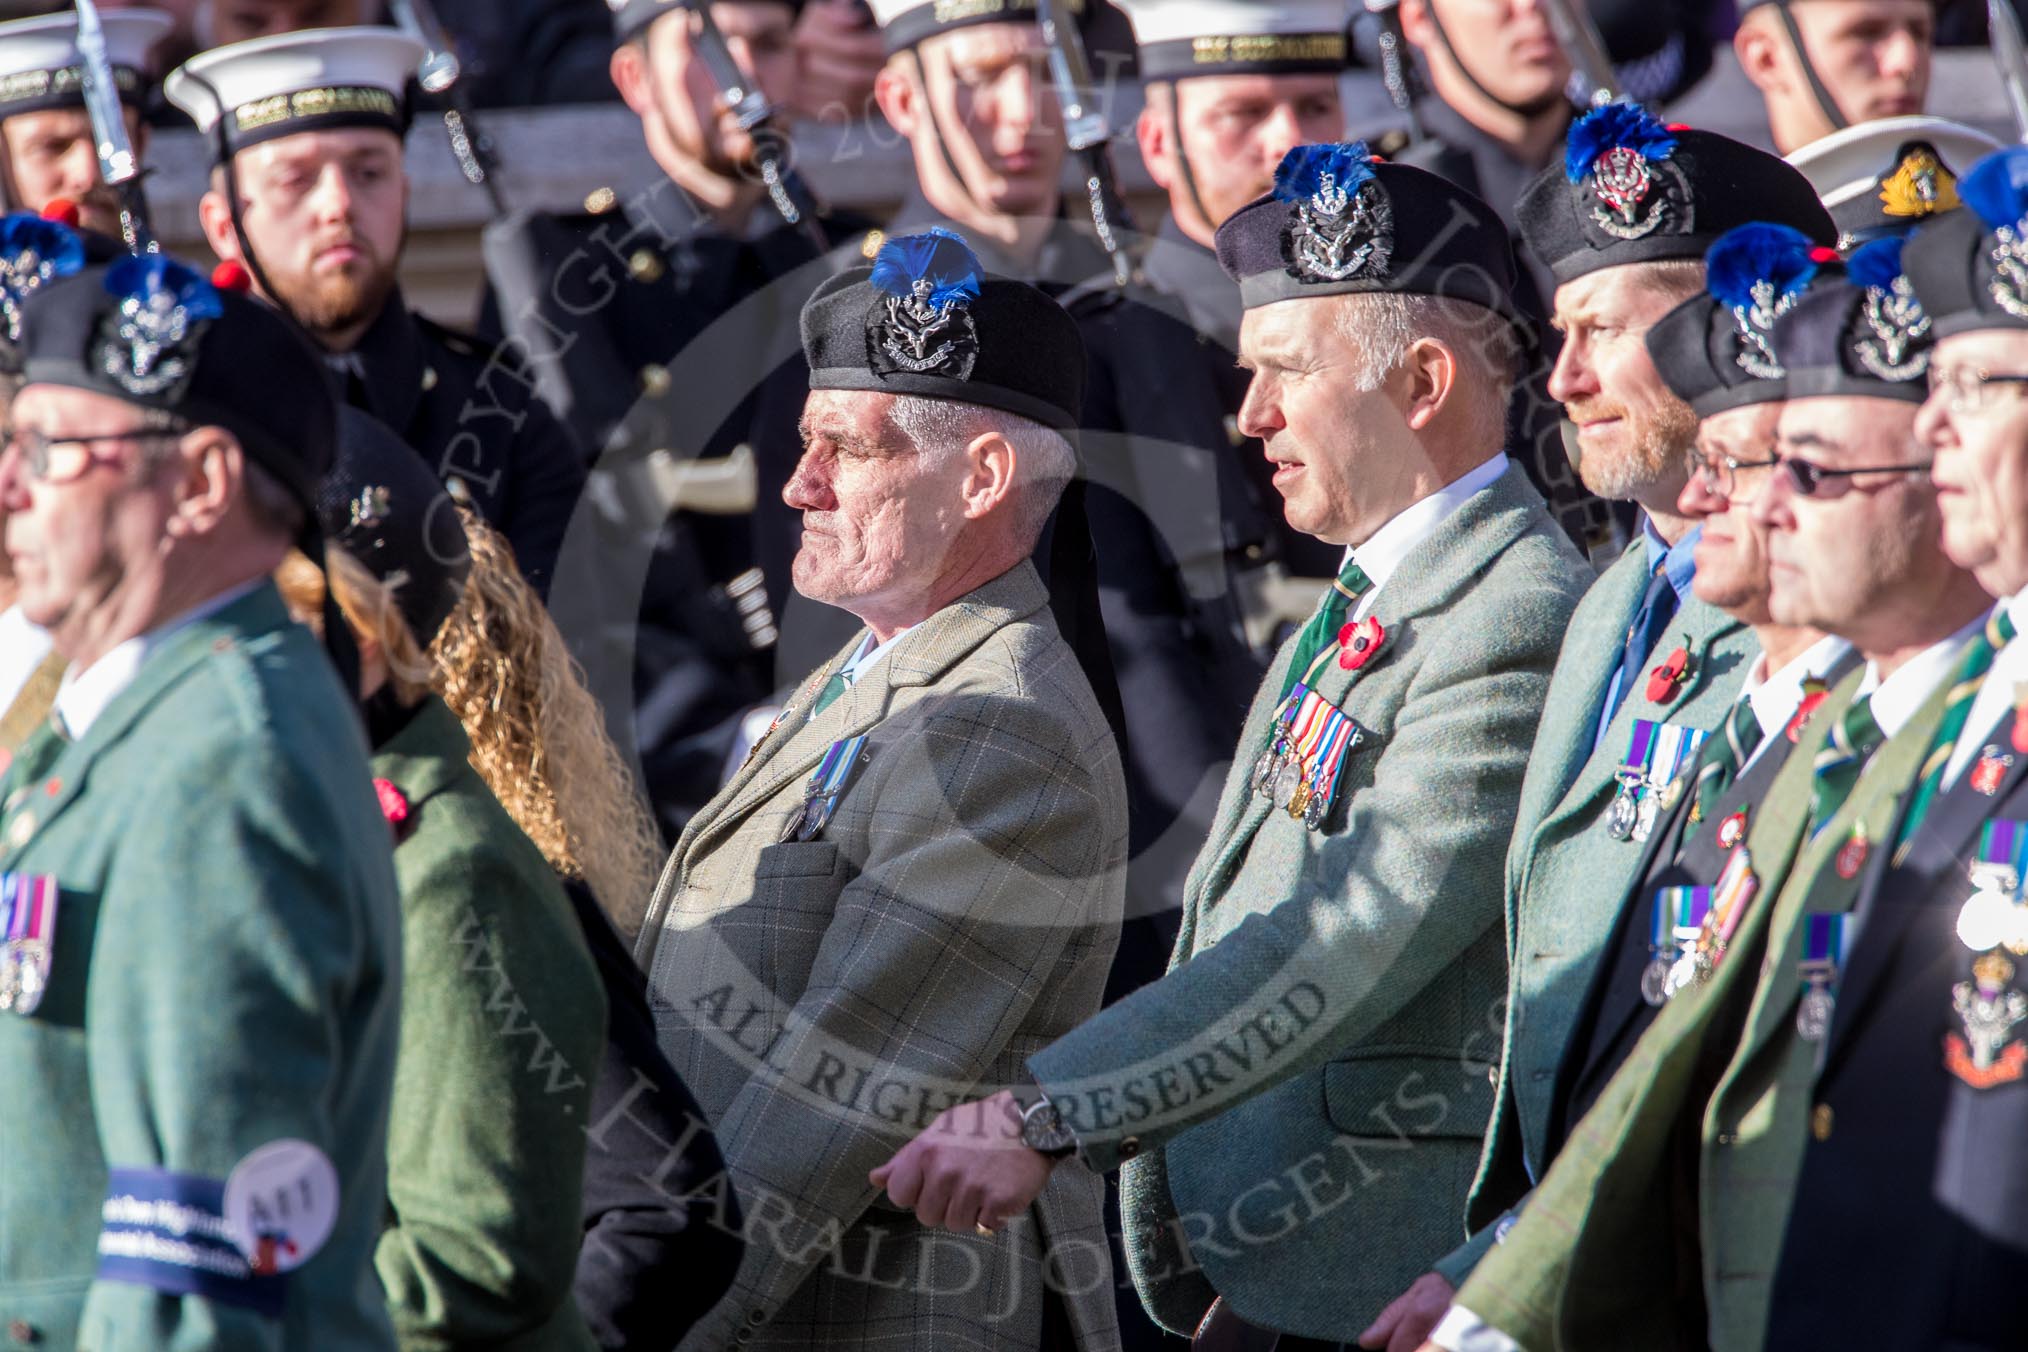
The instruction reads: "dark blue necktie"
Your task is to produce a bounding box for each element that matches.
[1602,562,1680,738]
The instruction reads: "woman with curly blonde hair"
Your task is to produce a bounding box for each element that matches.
[283,410,742,1351]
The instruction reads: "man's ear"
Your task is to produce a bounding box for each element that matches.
[164,428,240,539]
[1734,12,1789,97]
[1399,0,1435,50]
[611,40,654,117]
[1136,103,1174,194]
[1399,336,1457,433]
[959,427,1017,519]
[874,57,920,138]
[197,185,242,262]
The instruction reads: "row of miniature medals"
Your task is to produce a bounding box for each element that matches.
[1615,665,1839,1046]
[1249,620,1385,832]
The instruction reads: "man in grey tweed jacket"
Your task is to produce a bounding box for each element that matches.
[634,232,1127,1350]
[873,146,1588,1344]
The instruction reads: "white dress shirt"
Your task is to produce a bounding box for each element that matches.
[52,581,261,741]
[1344,454,1510,622]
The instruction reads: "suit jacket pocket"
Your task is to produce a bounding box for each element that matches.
[744,841,851,1008]
[1323,1047,1497,1141]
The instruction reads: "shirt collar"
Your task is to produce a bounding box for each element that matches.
[2008,583,2028,638]
[842,623,917,684]
[1858,615,1987,740]
[1343,454,1509,597]
[0,604,53,714]
[1642,518,1702,604]
[1740,633,1852,742]
[53,580,263,742]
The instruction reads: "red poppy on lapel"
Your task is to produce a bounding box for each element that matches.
[1786,683,1831,743]
[1972,749,2014,798]
[1646,647,1691,705]
[373,778,415,842]
[1337,618,1387,672]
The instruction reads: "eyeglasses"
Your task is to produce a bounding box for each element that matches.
[1692,451,1778,501]
[0,426,184,485]
[1776,453,1930,498]
[1925,364,2028,415]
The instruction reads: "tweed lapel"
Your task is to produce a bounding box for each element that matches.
[1521,544,1649,845]
[1729,672,1951,1071]
[0,585,295,870]
[1823,705,2028,1072]
[680,563,1052,864]
[1192,466,1540,901]
[1536,594,1749,847]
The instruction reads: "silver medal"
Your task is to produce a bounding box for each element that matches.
[1606,779,1641,841]
[1633,787,1661,843]
[1640,957,1672,1007]
[1271,761,1303,812]
[1302,783,1329,830]
[1796,985,1835,1042]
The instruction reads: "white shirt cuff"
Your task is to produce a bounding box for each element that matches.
[1431,1305,1522,1352]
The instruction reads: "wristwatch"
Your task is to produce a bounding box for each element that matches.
[1018,1095,1079,1161]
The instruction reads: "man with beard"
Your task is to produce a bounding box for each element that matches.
[164,26,586,595]
[482,0,877,835]
[1735,0,1934,158]
[0,9,170,248]
[1368,104,1835,1350]
[1440,237,1994,1351]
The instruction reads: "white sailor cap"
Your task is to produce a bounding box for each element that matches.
[164,26,425,161]
[1785,115,2001,249]
[1111,0,1353,80]
[0,9,172,119]
[868,0,1086,54]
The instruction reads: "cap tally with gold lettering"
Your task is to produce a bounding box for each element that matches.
[869,0,1086,55]
[0,9,171,120]
[1111,0,1353,80]
[163,26,424,162]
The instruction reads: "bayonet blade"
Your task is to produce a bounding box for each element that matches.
[1991,0,2028,143]
[74,0,136,184]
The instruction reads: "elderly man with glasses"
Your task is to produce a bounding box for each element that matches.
[0,251,404,1350]
[1431,229,1996,1352]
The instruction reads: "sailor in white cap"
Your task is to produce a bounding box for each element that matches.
[1113,0,1350,293]
[1784,111,1999,249]
[0,8,170,242]
[1734,0,1934,156]
[164,26,586,597]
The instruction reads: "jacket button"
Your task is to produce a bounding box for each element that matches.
[1811,1105,1834,1141]
[748,1310,766,1324]
[1716,1131,1736,1146]
[1119,1136,1142,1160]
[8,1319,36,1344]
[1486,1065,1498,1087]
[1531,1068,1552,1082]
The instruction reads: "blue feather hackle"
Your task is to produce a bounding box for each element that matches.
[1958,145,2028,232]
[1273,142,1376,204]
[1845,236,1907,293]
[1704,223,1820,313]
[0,213,83,277]
[870,227,982,309]
[1564,102,1678,183]
[104,253,225,322]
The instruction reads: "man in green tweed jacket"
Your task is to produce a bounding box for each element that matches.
[634,231,1128,1350]
[1443,230,1996,1352]
[0,255,403,1347]
[1367,105,1842,1351]
[872,145,1587,1345]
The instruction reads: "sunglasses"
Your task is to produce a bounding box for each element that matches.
[1775,453,1930,498]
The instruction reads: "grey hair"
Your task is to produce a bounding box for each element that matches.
[1329,293,1522,442]
[885,395,1076,549]
[133,414,305,539]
